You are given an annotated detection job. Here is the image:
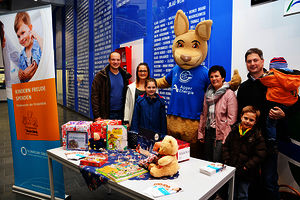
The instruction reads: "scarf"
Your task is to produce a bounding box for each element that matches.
[205,82,229,128]
[239,123,251,137]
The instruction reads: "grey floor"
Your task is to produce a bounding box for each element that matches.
[0,102,132,200]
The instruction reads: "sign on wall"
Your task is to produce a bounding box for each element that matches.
[77,0,90,116]
[65,0,76,110]
[284,0,300,16]
[93,0,112,73]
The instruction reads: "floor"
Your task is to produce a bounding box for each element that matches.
[0,102,131,200]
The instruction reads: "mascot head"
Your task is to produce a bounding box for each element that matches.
[172,10,213,70]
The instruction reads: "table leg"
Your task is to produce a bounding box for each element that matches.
[48,156,55,200]
[228,174,235,200]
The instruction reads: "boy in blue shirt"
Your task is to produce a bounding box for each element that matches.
[14,11,43,82]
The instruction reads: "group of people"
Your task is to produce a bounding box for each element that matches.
[91,52,167,137]
[91,49,300,200]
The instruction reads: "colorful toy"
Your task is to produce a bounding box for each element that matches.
[142,135,179,178]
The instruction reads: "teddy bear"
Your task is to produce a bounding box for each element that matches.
[139,135,179,178]
[156,10,241,157]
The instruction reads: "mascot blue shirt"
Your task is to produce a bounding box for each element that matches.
[165,65,210,120]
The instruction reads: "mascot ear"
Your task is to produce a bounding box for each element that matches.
[195,20,213,41]
[174,10,189,36]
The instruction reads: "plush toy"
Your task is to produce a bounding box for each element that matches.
[89,131,106,150]
[141,135,179,178]
[88,138,105,150]
[157,10,241,156]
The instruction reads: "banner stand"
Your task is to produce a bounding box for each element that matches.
[0,5,65,199]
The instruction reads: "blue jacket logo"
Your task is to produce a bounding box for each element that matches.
[179,70,193,83]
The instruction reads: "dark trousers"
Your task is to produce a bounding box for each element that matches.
[204,127,223,162]
[260,152,280,200]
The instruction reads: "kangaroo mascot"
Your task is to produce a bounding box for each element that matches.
[157,10,240,157]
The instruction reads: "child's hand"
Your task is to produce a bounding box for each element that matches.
[19,62,38,81]
[31,30,38,40]
[95,117,102,121]
[30,30,43,50]
[269,106,285,120]
[125,123,130,130]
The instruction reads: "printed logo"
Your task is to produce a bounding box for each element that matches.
[173,84,179,92]
[172,84,194,95]
[286,0,300,12]
[21,147,27,156]
[154,133,159,141]
[22,110,38,136]
[179,70,192,83]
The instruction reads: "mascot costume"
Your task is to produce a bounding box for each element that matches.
[157,10,240,157]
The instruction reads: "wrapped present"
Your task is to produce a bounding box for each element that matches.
[106,125,127,150]
[90,120,122,140]
[80,153,108,167]
[61,121,93,150]
[176,139,190,162]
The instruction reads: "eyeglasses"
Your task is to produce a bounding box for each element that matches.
[138,70,148,73]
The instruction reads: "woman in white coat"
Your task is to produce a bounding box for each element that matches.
[124,63,150,128]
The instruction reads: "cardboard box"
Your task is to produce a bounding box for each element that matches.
[176,139,190,162]
[90,120,122,140]
[199,163,226,176]
[61,121,93,150]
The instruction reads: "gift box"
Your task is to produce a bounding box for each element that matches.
[135,128,161,152]
[90,120,122,140]
[61,121,93,150]
[106,125,128,150]
[80,153,108,167]
[176,139,190,162]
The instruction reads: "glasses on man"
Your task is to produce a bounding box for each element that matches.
[138,70,148,73]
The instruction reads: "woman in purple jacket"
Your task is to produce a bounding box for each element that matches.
[198,65,238,162]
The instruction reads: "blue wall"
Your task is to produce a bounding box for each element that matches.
[56,0,233,118]
[209,1,232,82]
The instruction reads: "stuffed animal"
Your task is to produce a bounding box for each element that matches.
[156,10,241,156]
[146,135,179,178]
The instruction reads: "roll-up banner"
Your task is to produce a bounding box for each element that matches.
[0,6,65,199]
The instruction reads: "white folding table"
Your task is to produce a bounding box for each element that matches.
[47,147,235,200]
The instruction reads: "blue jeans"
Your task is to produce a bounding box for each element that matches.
[109,110,123,121]
[261,152,280,200]
[266,115,277,141]
[234,178,250,200]
[266,102,288,141]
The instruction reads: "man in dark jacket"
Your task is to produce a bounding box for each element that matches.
[237,48,285,200]
[91,51,131,120]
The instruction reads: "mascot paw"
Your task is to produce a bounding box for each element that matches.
[148,163,155,170]
[229,69,241,91]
